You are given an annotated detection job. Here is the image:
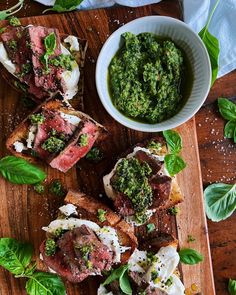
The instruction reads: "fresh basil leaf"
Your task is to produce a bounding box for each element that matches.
[44,33,56,55]
[218,98,236,121]
[119,271,132,295]
[198,0,220,86]
[0,0,24,20]
[44,0,84,13]
[163,130,182,154]
[0,238,33,275]
[103,265,131,295]
[0,156,46,184]
[103,265,128,286]
[234,127,236,143]
[147,223,155,233]
[179,248,203,265]
[224,120,236,139]
[199,28,219,87]
[164,154,186,176]
[204,183,236,222]
[26,272,66,295]
[228,279,236,295]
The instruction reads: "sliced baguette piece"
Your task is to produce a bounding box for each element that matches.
[6,98,107,170]
[64,190,138,263]
[0,26,87,109]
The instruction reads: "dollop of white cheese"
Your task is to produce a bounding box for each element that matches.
[0,42,16,75]
[60,44,80,100]
[13,141,26,153]
[59,112,81,126]
[96,226,130,263]
[128,248,147,273]
[144,245,180,285]
[26,125,37,149]
[64,35,80,52]
[124,209,156,226]
[128,246,185,295]
[59,204,78,216]
[42,218,101,233]
[97,285,113,295]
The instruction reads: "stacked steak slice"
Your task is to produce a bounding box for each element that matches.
[40,225,113,283]
[0,24,80,102]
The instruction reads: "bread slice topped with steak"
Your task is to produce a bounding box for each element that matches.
[103,138,183,225]
[0,20,87,108]
[98,234,184,295]
[40,190,137,283]
[6,98,107,172]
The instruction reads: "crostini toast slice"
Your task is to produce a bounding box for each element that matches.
[6,98,107,170]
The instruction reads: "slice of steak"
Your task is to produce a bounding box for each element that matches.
[27,26,66,94]
[17,28,48,100]
[49,120,100,172]
[129,271,147,287]
[33,110,76,159]
[139,233,177,252]
[113,192,135,216]
[40,225,113,283]
[150,175,172,208]
[1,26,49,100]
[135,150,163,174]
[1,26,24,66]
[107,280,123,295]
[142,286,166,295]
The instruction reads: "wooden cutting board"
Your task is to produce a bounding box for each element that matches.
[0,5,215,295]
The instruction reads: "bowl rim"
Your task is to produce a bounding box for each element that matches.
[95,15,211,132]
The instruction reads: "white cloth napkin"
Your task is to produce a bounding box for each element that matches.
[35,0,160,9]
[35,0,236,78]
[183,0,236,78]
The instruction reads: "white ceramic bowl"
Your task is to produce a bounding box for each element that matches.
[96,16,211,132]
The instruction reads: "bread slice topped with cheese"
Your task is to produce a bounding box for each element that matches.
[98,234,185,295]
[0,21,87,109]
[6,98,107,172]
[103,138,183,225]
[40,190,138,283]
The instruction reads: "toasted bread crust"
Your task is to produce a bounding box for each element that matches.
[0,33,88,109]
[6,98,107,162]
[65,190,138,263]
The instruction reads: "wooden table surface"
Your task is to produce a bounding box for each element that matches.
[0,1,235,295]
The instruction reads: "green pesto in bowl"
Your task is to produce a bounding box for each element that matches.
[108,32,193,124]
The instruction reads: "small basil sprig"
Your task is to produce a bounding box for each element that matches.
[41,32,57,71]
[218,98,236,143]
[43,0,84,13]
[0,238,66,295]
[0,0,23,20]
[199,0,220,87]
[103,265,132,295]
[204,183,236,222]
[0,156,46,184]
[163,130,186,176]
[179,248,203,265]
[228,279,236,295]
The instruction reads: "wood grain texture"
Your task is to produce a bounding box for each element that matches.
[0,1,234,294]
